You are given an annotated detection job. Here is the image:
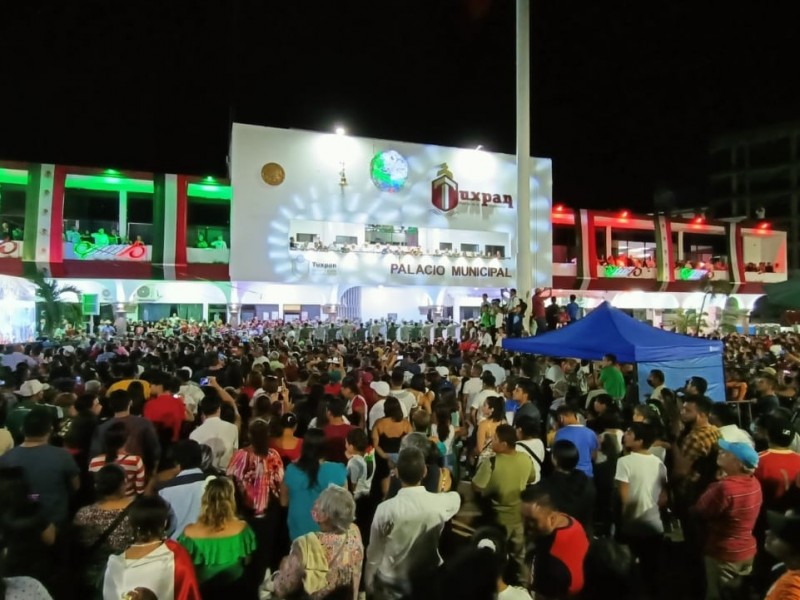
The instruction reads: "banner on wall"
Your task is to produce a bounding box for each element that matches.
[229,123,553,287]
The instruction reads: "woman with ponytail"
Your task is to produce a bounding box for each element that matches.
[178,477,255,597]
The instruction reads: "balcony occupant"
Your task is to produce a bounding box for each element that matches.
[65,226,81,244]
[211,235,227,250]
[197,233,209,249]
[93,228,110,247]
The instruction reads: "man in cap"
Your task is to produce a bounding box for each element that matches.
[693,440,762,599]
[763,510,800,599]
[6,379,60,444]
[368,380,408,430]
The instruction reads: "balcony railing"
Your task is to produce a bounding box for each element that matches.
[187,248,230,264]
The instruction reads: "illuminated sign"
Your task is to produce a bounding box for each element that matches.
[603,265,642,278]
[678,268,711,281]
[0,241,22,258]
[390,263,511,279]
[66,242,148,261]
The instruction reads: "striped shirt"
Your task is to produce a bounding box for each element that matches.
[693,474,762,562]
[89,452,146,496]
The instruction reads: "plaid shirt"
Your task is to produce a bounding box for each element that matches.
[680,424,721,465]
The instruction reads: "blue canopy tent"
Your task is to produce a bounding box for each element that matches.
[502,301,726,401]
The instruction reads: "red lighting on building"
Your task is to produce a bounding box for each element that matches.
[758,221,770,229]
[693,216,704,224]
[619,210,629,219]
[554,204,565,213]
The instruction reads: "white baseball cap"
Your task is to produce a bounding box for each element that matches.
[435,366,450,378]
[370,381,390,397]
[16,380,48,397]
[61,345,76,356]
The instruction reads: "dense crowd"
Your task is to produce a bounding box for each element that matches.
[0,316,799,600]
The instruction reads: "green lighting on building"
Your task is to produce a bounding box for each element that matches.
[65,174,154,193]
[0,168,29,186]
[187,182,231,200]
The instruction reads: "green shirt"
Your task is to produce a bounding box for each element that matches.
[473,452,534,527]
[600,365,626,400]
[179,525,256,583]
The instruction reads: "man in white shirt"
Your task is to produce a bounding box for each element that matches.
[469,372,498,427]
[482,354,506,386]
[646,369,667,401]
[389,371,417,415]
[189,396,239,469]
[366,447,461,596]
[177,368,204,417]
[615,422,667,584]
[460,365,483,410]
[544,357,566,386]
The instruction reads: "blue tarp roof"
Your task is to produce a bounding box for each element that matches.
[502,301,724,363]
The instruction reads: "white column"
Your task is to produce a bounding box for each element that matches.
[515,0,532,331]
[119,190,128,241]
[605,226,612,259]
[678,230,685,261]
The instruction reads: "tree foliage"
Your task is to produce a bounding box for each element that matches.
[28,270,83,337]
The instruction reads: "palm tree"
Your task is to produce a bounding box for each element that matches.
[28,270,83,338]
[696,275,734,334]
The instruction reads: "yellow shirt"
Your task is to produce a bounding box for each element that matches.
[107,379,151,398]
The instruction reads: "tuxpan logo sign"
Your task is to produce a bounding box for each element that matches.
[431,163,458,213]
[431,163,514,215]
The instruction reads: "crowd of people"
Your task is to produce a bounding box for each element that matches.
[0,316,799,600]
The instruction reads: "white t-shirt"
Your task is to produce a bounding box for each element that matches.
[390,388,417,415]
[368,399,409,430]
[498,585,533,600]
[515,439,545,484]
[482,362,506,386]
[545,364,565,383]
[461,377,483,405]
[470,389,499,424]
[347,454,373,499]
[614,452,667,532]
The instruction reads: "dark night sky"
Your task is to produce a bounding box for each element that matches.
[2,1,799,210]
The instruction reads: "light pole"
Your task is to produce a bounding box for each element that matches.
[515,0,533,331]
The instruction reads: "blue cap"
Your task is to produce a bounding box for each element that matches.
[718,439,759,469]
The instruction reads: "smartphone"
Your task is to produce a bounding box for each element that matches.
[396,355,404,360]
[75,376,82,384]
[0,380,5,386]
[200,377,210,386]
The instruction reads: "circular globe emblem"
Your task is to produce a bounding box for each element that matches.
[370,150,409,192]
